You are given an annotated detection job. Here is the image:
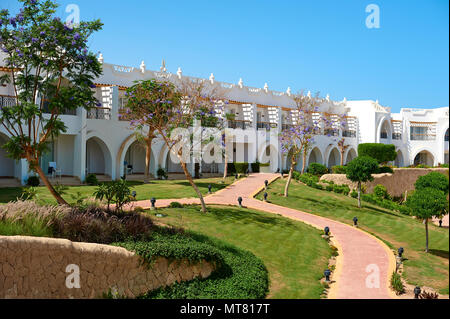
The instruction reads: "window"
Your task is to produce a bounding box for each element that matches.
[445,129,449,142]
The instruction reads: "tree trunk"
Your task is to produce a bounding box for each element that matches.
[357,181,362,208]
[301,152,307,174]
[340,150,345,166]
[223,150,228,181]
[284,159,295,197]
[144,132,154,184]
[35,164,69,205]
[178,153,207,213]
[425,219,429,253]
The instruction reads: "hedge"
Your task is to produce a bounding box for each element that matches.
[307,163,329,176]
[251,162,260,173]
[358,143,397,164]
[234,162,249,174]
[120,231,269,299]
[331,165,347,174]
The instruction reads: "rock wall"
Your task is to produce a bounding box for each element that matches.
[0,236,215,299]
[320,168,449,197]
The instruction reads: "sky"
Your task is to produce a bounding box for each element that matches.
[3,0,449,112]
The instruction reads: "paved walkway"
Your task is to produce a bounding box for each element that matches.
[131,173,396,299]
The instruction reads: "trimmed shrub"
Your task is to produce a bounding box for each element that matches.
[292,171,301,181]
[168,202,184,208]
[234,162,249,174]
[415,171,449,193]
[307,163,328,176]
[358,143,397,164]
[312,183,323,190]
[415,164,430,168]
[251,162,260,173]
[227,163,236,175]
[351,190,358,198]
[325,185,334,192]
[438,163,449,168]
[390,272,405,295]
[333,185,344,194]
[26,176,40,187]
[157,167,168,180]
[331,165,347,174]
[377,166,394,174]
[373,184,389,199]
[85,173,98,186]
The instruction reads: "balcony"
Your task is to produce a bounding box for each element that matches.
[42,100,77,116]
[0,95,16,107]
[257,121,277,131]
[392,133,402,140]
[87,107,111,120]
[410,134,436,141]
[324,128,339,137]
[228,120,252,130]
[281,124,295,131]
[343,130,356,138]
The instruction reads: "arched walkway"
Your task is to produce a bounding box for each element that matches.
[345,148,357,164]
[86,136,113,178]
[307,147,323,166]
[413,150,435,166]
[258,143,279,172]
[394,150,405,167]
[377,117,392,142]
[326,148,340,168]
[0,133,14,178]
[124,140,156,176]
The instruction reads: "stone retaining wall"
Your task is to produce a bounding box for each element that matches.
[0,236,215,299]
[320,168,449,197]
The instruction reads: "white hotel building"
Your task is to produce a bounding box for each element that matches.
[1,54,449,185]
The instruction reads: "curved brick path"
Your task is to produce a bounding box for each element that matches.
[131,173,396,299]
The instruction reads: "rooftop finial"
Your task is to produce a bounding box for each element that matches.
[286,87,291,96]
[140,60,145,73]
[343,97,347,104]
[264,83,269,93]
[160,59,166,72]
[326,94,330,101]
[238,78,243,89]
[307,91,311,98]
[209,73,215,84]
[177,67,182,79]
[98,53,103,64]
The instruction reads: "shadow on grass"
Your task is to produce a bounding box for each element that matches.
[428,249,449,260]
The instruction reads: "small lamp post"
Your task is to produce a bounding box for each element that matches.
[414,286,421,299]
[439,219,443,227]
[235,173,238,180]
[324,269,331,282]
[208,184,212,194]
[131,191,137,200]
[150,197,156,210]
[353,216,358,227]
[264,180,268,189]
[263,192,268,202]
[237,197,243,208]
[398,247,404,258]
[324,226,330,236]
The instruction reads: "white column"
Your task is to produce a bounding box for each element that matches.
[111,85,119,121]
[73,107,87,182]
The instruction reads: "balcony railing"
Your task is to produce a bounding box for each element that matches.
[87,107,111,120]
[343,130,356,138]
[281,124,295,131]
[324,128,338,137]
[257,121,277,131]
[392,133,402,140]
[0,95,16,107]
[410,134,436,141]
[228,120,252,130]
[42,100,77,115]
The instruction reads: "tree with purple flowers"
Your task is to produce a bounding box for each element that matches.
[120,79,180,183]
[0,0,102,205]
[279,91,324,197]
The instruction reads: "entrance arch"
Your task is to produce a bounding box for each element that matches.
[345,148,357,164]
[326,147,340,168]
[395,150,405,167]
[86,136,113,177]
[413,150,435,167]
[307,147,323,166]
[0,133,14,178]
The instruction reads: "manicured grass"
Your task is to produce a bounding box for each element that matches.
[256,178,449,295]
[150,205,332,299]
[0,177,234,205]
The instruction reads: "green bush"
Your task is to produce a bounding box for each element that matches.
[415,171,449,194]
[26,176,40,187]
[333,185,344,194]
[438,163,449,168]
[312,183,323,190]
[307,163,329,176]
[157,167,168,180]
[361,193,410,215]
[358,143,397,164]
[331,165,347,174]
[93,180,133,212]
[227,163,236,175]
[292,171,301,180]
[390,272,405,295]
[373,184,389,199]
[234,162,249,174]
[377,166,394,174]
[415,164,430,168]
[85,173,98,186]
[259,162,270,167]
[251,162,260,173]
[351,190,358,198]
[116,232,269,299]
[168,202,184,208]
[325,185,334,192]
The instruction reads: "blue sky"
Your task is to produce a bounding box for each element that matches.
[4,0,449,112]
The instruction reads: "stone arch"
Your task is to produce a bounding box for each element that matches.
[394,149,405,167]
[0,132,15,178]
[344,148,357,164]
[413,148,436,167]
[117,134,157,178]
[85,133,114,178]
[376,116,392,142]
[258,142,279,172]
[326,147,340,168]
[307,147,324,166]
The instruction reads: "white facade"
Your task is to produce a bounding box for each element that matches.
[1,55,449,184]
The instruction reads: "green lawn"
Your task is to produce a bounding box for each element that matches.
[150,205,332,299]
[0,177,234,205]
[256,178,450,295]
